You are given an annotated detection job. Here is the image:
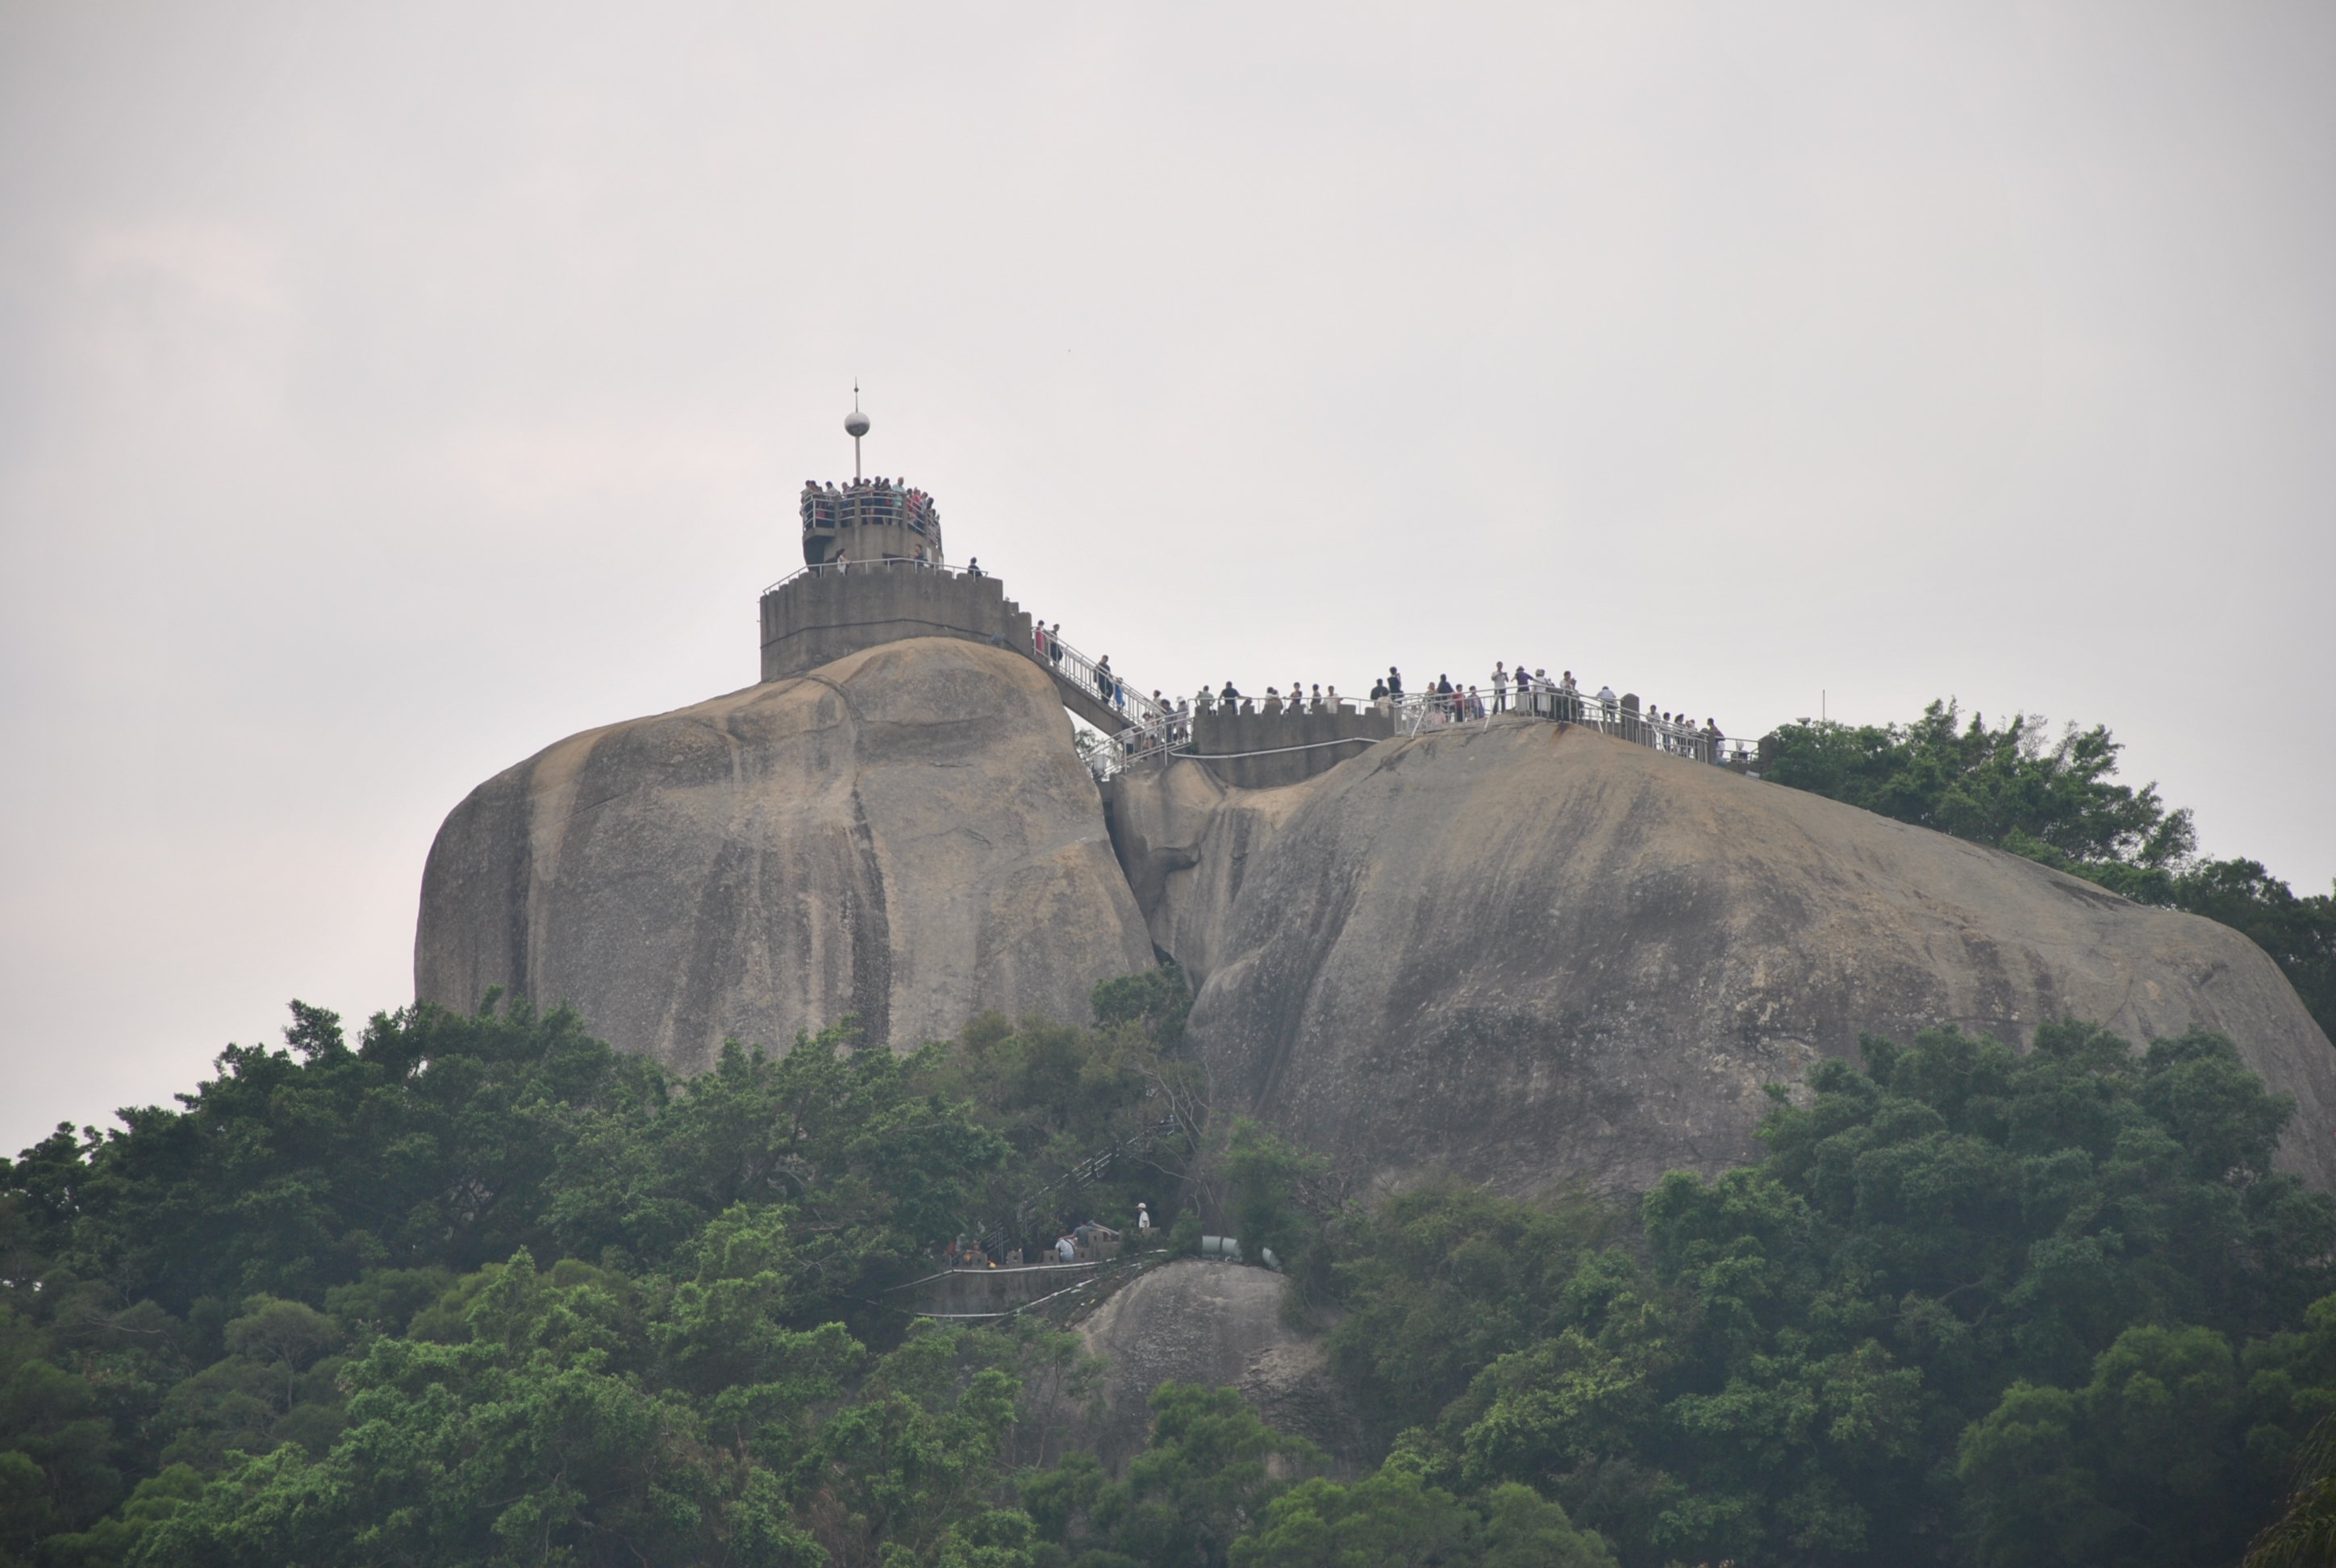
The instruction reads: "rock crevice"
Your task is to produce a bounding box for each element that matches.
[1112,720,2336,1192]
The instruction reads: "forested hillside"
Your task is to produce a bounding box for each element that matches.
[6,979,2336,1566]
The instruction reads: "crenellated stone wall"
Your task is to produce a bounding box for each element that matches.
[760,566,1032,685]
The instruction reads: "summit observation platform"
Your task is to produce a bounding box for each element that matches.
[757,559,1139,734]
[762,465,1745,794]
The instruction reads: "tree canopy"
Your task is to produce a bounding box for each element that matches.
[6,983,2335,1566]
[0,990,1200,1566]
[1312,1020,2335,1566]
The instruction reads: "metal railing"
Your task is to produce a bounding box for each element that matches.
[799,482,941,538]
[1034,625,1173,735]
[1387,688,1733,762]
[755,561,1751,779]
[760,554,976,596]
[1087,683,1745,779]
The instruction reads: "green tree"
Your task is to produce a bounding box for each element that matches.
[1762,702,2192,870]
[1325,1178,1612,1436]
[932,1003,1199,1257]
[1229,1466,1479,1566]
[8,997,646,1314]
[1091,965,1193,1049]
[1958,1324,2255,1568]
[1025,1383,1318,1568]
[1321,1020,2333,1566]
[0,995,1121,1567]
[795,1324,1036,1566]
[1223,1120,1331,1278]
[1478,1483,1616,1568]
[540,1023,1010,1308]
[2248,1417,2336,1568]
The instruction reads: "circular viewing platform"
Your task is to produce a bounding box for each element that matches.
[800,479,942,568]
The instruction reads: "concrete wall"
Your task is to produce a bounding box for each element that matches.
[804,520,934,569]
[760,566,1032,684]
[1188,705,1395,790]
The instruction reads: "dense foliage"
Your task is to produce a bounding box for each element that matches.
[1762,701,2336,1040]
[1308,1020,2336,1566]
[0,992,1202,1566]
[8,979,2334,1566]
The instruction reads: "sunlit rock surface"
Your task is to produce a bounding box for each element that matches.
[415,637,1155,1071]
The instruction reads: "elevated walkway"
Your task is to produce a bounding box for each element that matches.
[757,565,1752,794]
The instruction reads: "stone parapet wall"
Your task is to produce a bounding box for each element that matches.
[760,568,1032,685]
[1188,707,1396,790]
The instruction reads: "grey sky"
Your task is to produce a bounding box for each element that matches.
[3,2,2330,1156]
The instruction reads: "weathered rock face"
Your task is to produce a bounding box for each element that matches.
[415,637,1156,1071]
[1074,1260,1365,1473]
[1113,722,2336,1193]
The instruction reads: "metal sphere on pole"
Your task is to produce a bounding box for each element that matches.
[845,384,869,479]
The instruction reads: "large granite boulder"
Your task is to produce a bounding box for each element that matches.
[1074,1260,1365,1473]
[1112,721,2336,1193]
[415,637,1156,1070]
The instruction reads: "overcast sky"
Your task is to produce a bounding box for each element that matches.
[2,2,2330,1156]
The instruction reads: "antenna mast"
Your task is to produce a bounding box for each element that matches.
[845,384,869,481]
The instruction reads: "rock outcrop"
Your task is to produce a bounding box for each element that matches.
[1074,1260,1365,1473]
[1112,720,2336,1192]
[415,637,1156,1071]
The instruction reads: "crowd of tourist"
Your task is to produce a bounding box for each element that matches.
[1086,660,1729,766]
[799,477,941,536]
[1362,664,1729,760]
[1026,614,1733,770]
